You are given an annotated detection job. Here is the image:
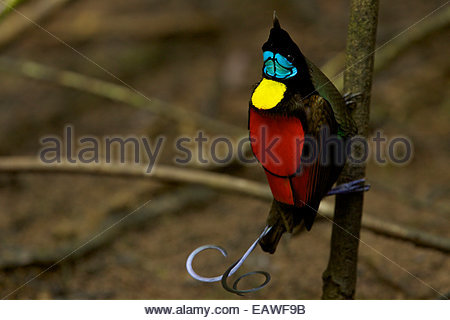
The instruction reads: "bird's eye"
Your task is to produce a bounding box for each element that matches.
[286,54,294,63]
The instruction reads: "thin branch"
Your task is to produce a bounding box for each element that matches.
[0,0,72,51]
[0,157,271,200]
[361,214,450,253]
[0,57,245,136]
[322,0,379,299]
[0,157,449,253]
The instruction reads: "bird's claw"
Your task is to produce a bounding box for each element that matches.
[343,92,362,110]
[327,178,371,195]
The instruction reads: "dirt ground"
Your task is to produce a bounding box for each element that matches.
[0,0,449,299]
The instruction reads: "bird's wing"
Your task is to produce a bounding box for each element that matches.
[305,58,357,137]
[290,94,343,207]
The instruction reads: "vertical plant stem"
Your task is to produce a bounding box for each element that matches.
[322,0,379,299]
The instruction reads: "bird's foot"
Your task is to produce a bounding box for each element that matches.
[343,92,362,110]
[327,178,371,196]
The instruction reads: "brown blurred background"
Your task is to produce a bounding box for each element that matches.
[0,0,449,299]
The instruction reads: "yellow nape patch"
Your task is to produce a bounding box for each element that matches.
[251,78,287,110]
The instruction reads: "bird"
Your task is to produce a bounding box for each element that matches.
[249,13,357,254]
